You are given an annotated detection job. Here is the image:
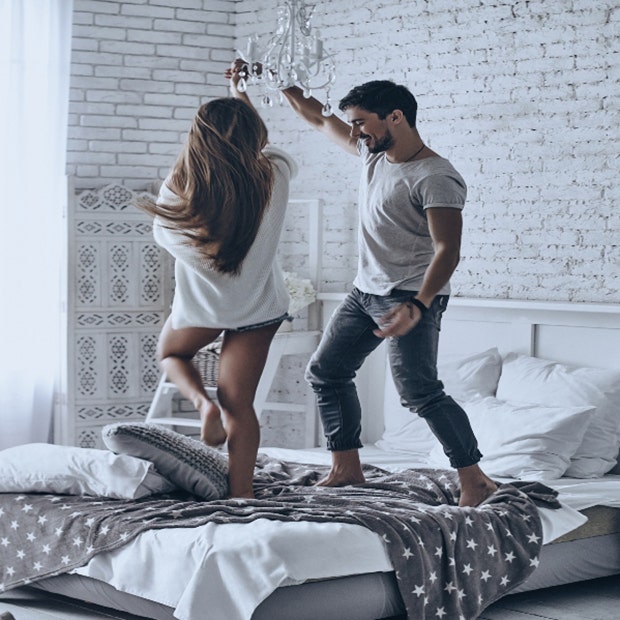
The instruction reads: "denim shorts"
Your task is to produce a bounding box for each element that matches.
[305,288,482,468]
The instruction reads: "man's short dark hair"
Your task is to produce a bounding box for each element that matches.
[339,80,418,127]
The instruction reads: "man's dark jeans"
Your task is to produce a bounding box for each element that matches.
[305,287,482,469]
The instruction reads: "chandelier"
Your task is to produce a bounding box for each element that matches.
[237,0,336,115]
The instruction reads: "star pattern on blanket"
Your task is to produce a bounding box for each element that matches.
[0,460,559,620]
[249,463,555,619]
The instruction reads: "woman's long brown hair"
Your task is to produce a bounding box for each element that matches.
[138,98,273,275]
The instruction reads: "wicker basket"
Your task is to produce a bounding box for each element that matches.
[192,340,221,387]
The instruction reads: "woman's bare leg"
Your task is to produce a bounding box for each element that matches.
[217,321,281,498]
[157,317,227,446]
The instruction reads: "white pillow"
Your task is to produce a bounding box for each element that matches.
[376,348,502,455]
[0,443,176,498]
[427,396,595,479]
[497,353,620,478]
[440,347,503,402]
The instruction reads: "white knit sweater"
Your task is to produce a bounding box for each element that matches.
[153,146,297,330]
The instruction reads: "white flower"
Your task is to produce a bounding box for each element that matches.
[283,271,316,315]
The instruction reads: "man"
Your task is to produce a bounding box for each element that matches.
[282,80,496,507]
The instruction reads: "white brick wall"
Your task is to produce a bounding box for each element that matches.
[68,0,236,191]
[68,0,619,444]
[241,0,619,303]
[70,0,618,302]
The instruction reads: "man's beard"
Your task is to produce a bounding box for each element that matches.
[364,130,394,153]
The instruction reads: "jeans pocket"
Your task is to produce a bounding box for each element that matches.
[432,295,450,330]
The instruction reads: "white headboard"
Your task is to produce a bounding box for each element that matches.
[317,295,620,444]
[438,297,620,367]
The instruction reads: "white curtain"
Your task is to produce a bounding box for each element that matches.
[0,0,73,449]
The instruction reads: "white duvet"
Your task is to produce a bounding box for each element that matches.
[73,446,620,620]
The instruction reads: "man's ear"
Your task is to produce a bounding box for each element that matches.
[390,109,404,124]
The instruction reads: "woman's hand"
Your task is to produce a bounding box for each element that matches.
[224,59,254,107]
[224,59,248,92]
[225,59,266,90]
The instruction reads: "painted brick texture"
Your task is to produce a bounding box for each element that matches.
[69,0,236,190]
[69,0,619,303]
[236,0,619,302]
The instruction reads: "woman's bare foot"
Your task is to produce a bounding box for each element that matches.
[200,399,227,447]
[316,449,366,487]
[228,489,255,500]
[457,464,498,507]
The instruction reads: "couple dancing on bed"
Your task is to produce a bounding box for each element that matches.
[140,59,497,506]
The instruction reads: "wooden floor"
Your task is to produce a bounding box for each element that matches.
[1,575,619,619]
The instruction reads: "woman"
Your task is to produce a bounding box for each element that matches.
[139,62,296,498]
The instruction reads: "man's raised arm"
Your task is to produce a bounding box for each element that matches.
[281,86,359,156]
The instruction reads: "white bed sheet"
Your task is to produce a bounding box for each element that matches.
[72,445,608,620]
[538,475,620,510]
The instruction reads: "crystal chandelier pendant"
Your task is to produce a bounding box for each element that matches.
[238,0,336,115]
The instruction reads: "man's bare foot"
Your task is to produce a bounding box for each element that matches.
[316,449,366,487]
[200,399,227,447]
[457,464,498,507]
[458,478,497,507]
[316,469,366,487]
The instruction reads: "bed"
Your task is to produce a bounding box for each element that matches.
[1,296,620,620]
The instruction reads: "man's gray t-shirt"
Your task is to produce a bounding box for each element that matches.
[353,141,467,296]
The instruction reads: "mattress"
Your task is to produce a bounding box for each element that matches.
[22,446,620,620]
[31,570,405,620]
[28,527,620,620]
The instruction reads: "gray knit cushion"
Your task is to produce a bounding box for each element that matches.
[102,423,229,500]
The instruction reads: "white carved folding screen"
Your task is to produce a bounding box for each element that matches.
[57,190,322,449]
[57,182,172,448]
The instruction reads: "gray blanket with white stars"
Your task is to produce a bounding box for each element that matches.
[0,456,558,620]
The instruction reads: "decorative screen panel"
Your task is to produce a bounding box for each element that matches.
[60,183,172,448]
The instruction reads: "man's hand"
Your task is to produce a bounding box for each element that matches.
[373,301,424,338]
